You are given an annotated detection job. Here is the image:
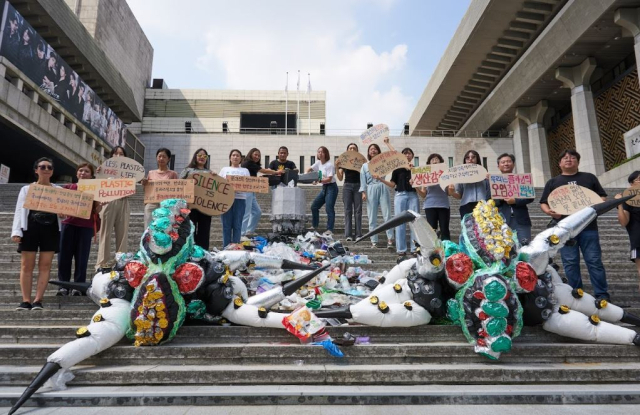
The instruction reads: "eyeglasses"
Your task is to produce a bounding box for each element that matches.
[37,165,53,170]
[196,154,208,159]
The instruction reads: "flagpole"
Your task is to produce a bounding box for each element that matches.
[307,73,311,136]
[285,72,288,136]
[296,70,300,136]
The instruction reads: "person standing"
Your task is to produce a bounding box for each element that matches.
[11,158,62,310]
[449,150,491,217]
[540,149,609,300]
[142,148,178,228]
[494,153,533,245]
[307,146,338,236]
[360,143,394,248]
[416,153,451,241]
[336,143,363,241]
[219,149,250,247]
[615,171,640,293]
[180,148,215,250]
[268,146,298,172]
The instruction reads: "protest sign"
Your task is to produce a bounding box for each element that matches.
[96,157,145,181]
[489,173,535,199]
[368,151,410,177]
[188,172,235,216]
[78,178,136,203]
[227,175,269,194]
[411,163,447,188]
[23,184,93,219]
[438,164,488,190]
[144,179,195,203]
[359,124,389,146]
[622,185,640,207]
[0,164,9,184]
[335,151,367,172]
[547,184,603,215]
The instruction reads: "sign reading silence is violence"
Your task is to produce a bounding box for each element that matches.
[188,172,235,216]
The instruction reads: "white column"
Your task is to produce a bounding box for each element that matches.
[509,118,530,174]
[615,8,640,85]
[516,100,552,186]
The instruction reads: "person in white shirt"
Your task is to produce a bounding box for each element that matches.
[306,146,338,236]
[219,149,250,247]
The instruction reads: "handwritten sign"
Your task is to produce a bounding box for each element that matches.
[335,151,367,172]
[0,164,9,184]
[439,164,488,190]
[368,151,410,177]
[144,180,195,204]
[96,157,145,181]
[78,178,136,203]
[23,184,93,219]
[227,175,269,194]
[547,184,603,215]
[360,124,389,146]
[411,163,447,188]
[188,173,235,216]
[489,173,535,199]
[622,185,640,207]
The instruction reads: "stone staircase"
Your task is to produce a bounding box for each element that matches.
[1,182,640,409]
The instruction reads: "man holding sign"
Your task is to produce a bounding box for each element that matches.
[540,149,609,300]
[493,153,533,245]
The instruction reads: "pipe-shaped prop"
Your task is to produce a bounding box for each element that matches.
[9,362,61,415]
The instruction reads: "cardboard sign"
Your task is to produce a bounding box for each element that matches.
[622,185,640,207]
[96,157,145,181]
[547,184,603,215]
[411,163,447,188]
[227,175,269,194]
[0,164,9,184]
[368,151,410,177]
[78,178,136,203]
[335,151,367,172]
[489,173,535,199]
[23,184,93,219]
[144,180,195,204]
[188,173,235,216]
[439,164,488,190]
[360,124,389,146]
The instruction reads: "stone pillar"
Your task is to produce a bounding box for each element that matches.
[11,78,23,91]
[57,113,65,124]
[615,8,640,85]
[28,90,38,103]
[508,118,530,174]
[555,57,604,175]
[43,103,53,114]
[515,100,552,186]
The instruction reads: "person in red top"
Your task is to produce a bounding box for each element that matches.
[56,163,101,295]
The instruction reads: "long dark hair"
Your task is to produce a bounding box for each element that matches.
[187,148,208,169]
[245,148,262,167]
[367,144,381,161]
[463,150,481,165]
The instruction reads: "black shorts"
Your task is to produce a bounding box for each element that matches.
[18,216,60,253]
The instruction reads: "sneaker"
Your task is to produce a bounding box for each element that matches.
[346,236,353,242]
[56,288,68,296]
[323,230,333,237]
[70,289,82,296]
[16,302,31,311]
[388,240,395,249]
[396,252,407,264]
[31,301,43,310]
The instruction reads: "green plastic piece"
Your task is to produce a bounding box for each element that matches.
[491,335,512,352]
[443,240,461,258]
[485,317,507,337]
[306,299,321,309]
[152,231,172,248]
[151,207,172,220]
[480,352,498,361]
[186,299,207,320]
[484,280,507,302]
[482,302,509,318]
[446,298,461,324]
[150,217,172,233]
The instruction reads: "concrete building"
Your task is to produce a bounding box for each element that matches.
[0,0,150,182]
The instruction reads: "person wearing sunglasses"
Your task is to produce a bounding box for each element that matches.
[11,158,62,311]
[180,148,216,250]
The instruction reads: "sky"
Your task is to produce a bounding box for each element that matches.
[126,0,472,133]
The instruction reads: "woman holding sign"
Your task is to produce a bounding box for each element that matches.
[241,148,282,237]
[11,158,61,311]
[416,153,451,241]
[180,148,215,250]
[449,150,491,218]
[615,171,640,292]
[336,143,363,241]
[219,149,250,247]
[307,146,338,236]
[359,143,394,248]
[142,148,178,228]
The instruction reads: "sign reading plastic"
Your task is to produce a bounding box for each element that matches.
[622,185,640,207]
[335,151,367,172]
[439,164,488,190]
[226,175,269,194]
[359,124,389,146]
[489,173,535,199]
[188,173,235,216]
[23,184,93,219]
[368,151,410,177]
[144,180,195,203]
[96,157,146,181]
[411,163,447,188]
[547,184,603,215]
[78,178,136,203]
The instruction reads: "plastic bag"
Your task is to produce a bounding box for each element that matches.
[282,306,326,341]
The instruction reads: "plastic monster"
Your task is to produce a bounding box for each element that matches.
[9,199,328,414]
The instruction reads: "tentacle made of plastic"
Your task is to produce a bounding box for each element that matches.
[378,258,417,286]
[350,296,432,327]
[543,306,639,345]
[220,275,285,328]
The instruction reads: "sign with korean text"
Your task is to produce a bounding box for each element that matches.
[368,151,410,177]
[188,173,235,216]
[23,184,93,219]
[227,175,269,194]
[78,178,136,203]
[359,124,389,146]
[438,164,488,190]
[622,185,640,207]
[489,173,535,199]
[411,163,447,188]
[335,151,367,172]
[0,164,9,184]
[547,184,603,215]
[96,157,145,181]
[144,180,195,203]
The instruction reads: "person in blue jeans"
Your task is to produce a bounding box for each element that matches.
[540,149,609,300]
[219,149,249,247]
[240,148,282,237]
[360,143,394,249]
[307,146,338,236]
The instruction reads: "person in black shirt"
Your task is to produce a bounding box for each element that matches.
[539,149,609,300]
[241,148,282,236]
[615,171,640,292]
[268,146,298,173]
[336,143,363,241]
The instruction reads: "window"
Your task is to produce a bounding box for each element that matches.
[448,157,454,167]
[311,156,316,165]
[265,155,270,167]
[300,156,305,172]
[482,157,488,170]
[170,155,176,170]
[413,157,419,166]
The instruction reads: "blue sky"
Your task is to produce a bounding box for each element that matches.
[127,0,471,132]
